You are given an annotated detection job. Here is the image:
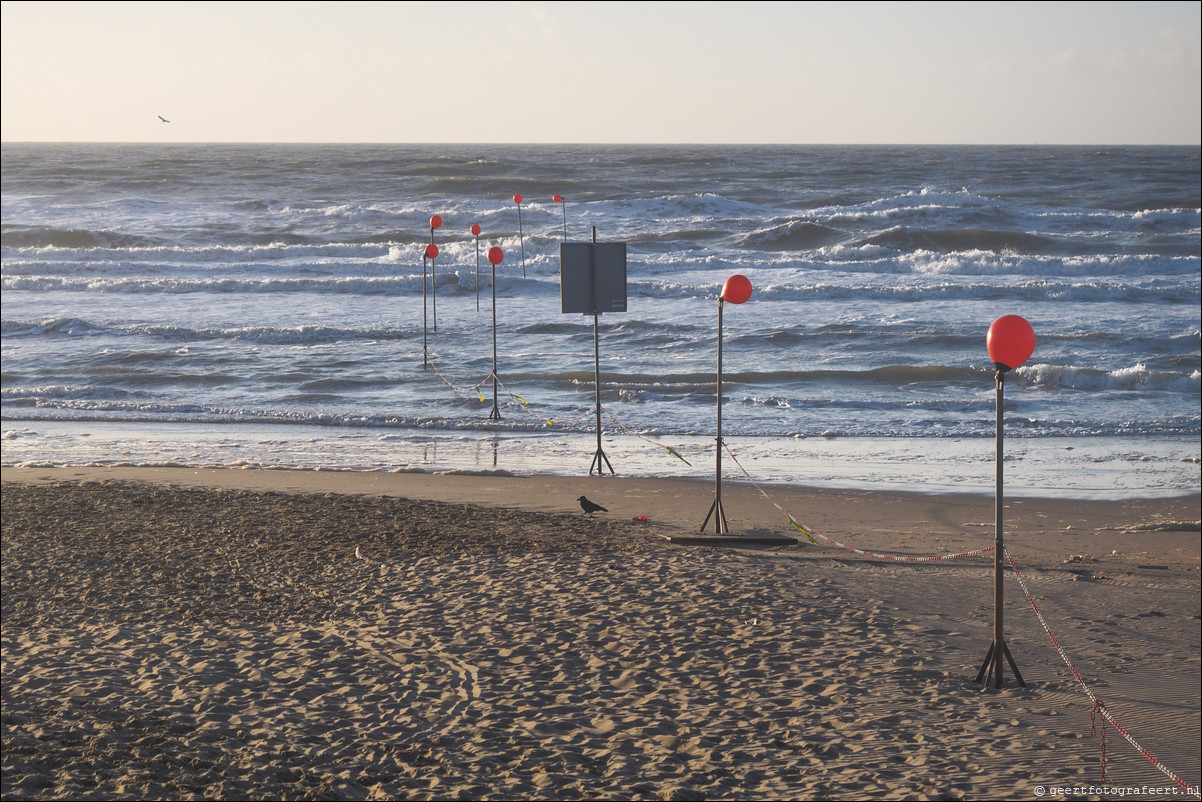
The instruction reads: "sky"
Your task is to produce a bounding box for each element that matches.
[2,1,1199,145]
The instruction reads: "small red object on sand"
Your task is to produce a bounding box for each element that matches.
[631,515,648,522]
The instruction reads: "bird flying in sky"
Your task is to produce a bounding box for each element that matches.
[158,115,170,123]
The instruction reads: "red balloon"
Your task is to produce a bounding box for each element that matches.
[553,194,563,203]
[429,215,443,229]
[986,315,1036,371]
[513,194,523,204]
[425,243,439,259]
[470,223,481,236]
[487,246,504,265]
[721,274,753,304]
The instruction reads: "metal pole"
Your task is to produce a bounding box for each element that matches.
[489,258,501,420]
[588,228,614,475]
[430,227,437,332]
[517,203,526,278]
[700,299,729,534]
[717,300,723,522]
[993,370,1005,685]
[977,368,1025,687]
[422,255,428,369]
[594,312,603,449]
[590,310,614,475]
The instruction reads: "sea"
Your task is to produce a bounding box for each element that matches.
[2,143,1199,500]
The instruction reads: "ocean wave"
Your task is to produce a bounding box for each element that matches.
[0,317,414,344]
[556,365,986,389]
[1,226,173,250]
[3,239,421,264]
[862,226,1058,254]
[3,403,1194,440]
[1,318,113,337]
[1019,362,1202,392]
[1,384,140,402]
[0,275,424,295]
[0,404,567,434]
[900,251,1199,278]
[629,277,1198,305]
[735,220,849,251]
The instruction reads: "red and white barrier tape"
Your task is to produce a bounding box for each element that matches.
[1005,547,1200,797]
[600,404,696,466]
[426,354,492,398]
[722,441,994,559]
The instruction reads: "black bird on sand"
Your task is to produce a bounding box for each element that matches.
[578,496,607,515]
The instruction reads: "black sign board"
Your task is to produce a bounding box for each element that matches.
[560,242,627,315]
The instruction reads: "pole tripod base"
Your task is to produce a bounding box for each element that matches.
[589,448,615,476]
[700,497,730,535]
[976,639,1026,688]
[487,372,501,420]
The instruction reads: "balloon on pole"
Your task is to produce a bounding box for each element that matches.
[721,274,753,305]
[486,246,505,420]
[420,243,430,368]
[701,274,754,535]
[554,194,567,241]
[425,242,440,331]
[986,314,1036,372]
[976,314,1035,689]
[427,215,443,331]
[513,194,526,278]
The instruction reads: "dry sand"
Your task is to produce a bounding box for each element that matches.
[2,465,1199,800]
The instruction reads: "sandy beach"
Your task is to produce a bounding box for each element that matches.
[2,466,1199,800]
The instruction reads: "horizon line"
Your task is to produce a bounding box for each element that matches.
[4,140,1200,148]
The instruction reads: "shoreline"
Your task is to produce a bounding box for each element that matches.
[3,466,1199,800]
[4,464,1199,569]
[4,419,1199,502]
